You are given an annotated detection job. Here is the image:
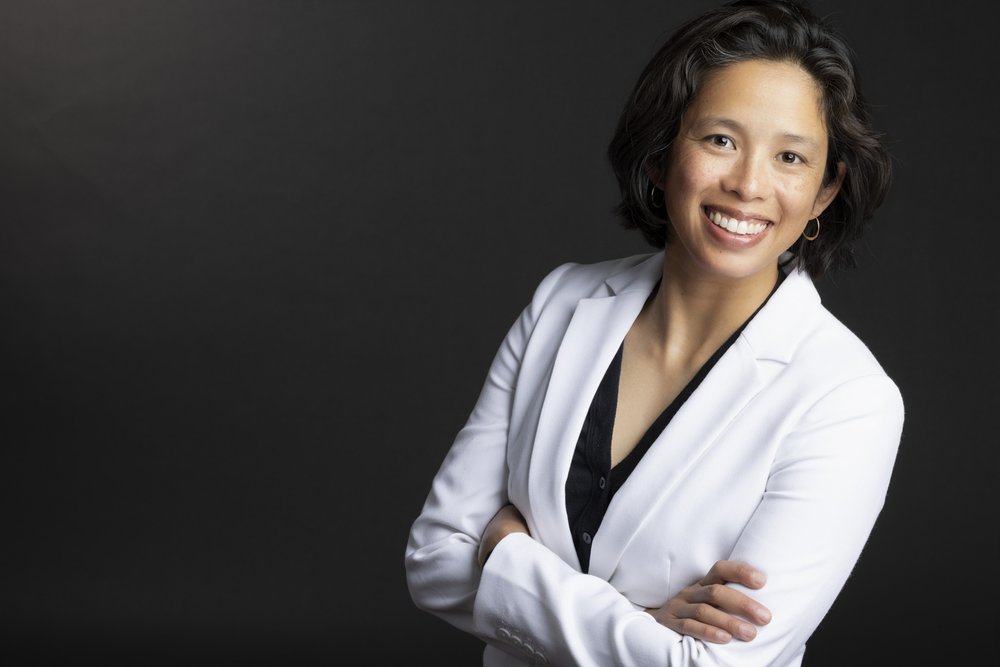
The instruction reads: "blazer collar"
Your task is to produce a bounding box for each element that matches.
[741,257,821,364]
[603,251,663,296]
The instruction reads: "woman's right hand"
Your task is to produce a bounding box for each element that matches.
[646,560,771,644]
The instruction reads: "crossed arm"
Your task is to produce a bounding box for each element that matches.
[479,504,772,645]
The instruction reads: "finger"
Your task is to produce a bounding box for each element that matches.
[701,560,766,588]
[690,583,771,626]
[701,559,767,589]
[679,602,760,642]
[666,616,734,644]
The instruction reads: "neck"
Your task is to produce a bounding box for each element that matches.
[641,249,779,369]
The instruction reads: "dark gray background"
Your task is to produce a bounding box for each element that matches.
[2,1,997,664]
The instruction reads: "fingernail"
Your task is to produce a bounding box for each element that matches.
[738,623,756,640]
[751,572,765,586]
[756,606,771,623]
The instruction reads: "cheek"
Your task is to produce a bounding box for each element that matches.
[778,178,822,215]
[664,153,716,200]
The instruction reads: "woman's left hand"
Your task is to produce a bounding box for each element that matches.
[646,559,771,643]
[478,504,529,568]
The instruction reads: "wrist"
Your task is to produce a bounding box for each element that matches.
[478,524,525,568]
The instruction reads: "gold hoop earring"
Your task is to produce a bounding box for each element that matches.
[803,216,820,241]
[649,185,664,209]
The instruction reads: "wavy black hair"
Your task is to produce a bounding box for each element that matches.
[607,0,891,278]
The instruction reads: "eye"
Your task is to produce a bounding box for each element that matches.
[779,151,804,164]
[708,135,734,149]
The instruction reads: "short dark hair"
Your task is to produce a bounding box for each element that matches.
[606,0,891,278]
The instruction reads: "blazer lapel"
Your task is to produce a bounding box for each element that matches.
[526,253,663,570]
[587,336,765,580]
[588,262,823,581]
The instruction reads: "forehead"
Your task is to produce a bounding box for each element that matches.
[685,59,828,136]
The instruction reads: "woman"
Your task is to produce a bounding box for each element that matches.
[405,1,903,665]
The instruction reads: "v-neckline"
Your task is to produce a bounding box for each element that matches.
[607,269,787,495]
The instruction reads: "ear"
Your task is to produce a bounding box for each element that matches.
[811,160,846,218]
[643,155,664,188]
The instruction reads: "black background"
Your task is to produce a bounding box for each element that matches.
[2,1,997,665]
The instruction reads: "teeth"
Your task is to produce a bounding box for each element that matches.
[706,208,767,236]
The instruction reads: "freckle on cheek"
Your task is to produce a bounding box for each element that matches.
[685,169,706,187]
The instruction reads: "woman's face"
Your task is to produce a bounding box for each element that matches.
[659,58,843,285]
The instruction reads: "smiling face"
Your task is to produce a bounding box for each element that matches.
[658,58,844,286]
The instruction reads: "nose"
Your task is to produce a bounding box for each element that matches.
[722,152,770,201]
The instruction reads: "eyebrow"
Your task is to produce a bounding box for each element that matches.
[693,116,821,150]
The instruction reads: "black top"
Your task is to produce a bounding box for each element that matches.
[565,271,787,573]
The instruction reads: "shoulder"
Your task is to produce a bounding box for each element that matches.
[780,275,904,414]
[807,308,886,374]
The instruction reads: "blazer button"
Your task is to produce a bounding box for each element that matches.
[582,532,591,544]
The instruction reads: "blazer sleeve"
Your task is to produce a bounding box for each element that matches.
[403,261,576,636]
[471,373,904,667]
[718,373,905,665]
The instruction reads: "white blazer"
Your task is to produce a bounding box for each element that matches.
[405,251,904,667]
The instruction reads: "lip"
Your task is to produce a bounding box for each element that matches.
[703,205,772,224]
[701,206,771,247]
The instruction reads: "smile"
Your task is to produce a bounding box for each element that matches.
[704,207,770,236]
